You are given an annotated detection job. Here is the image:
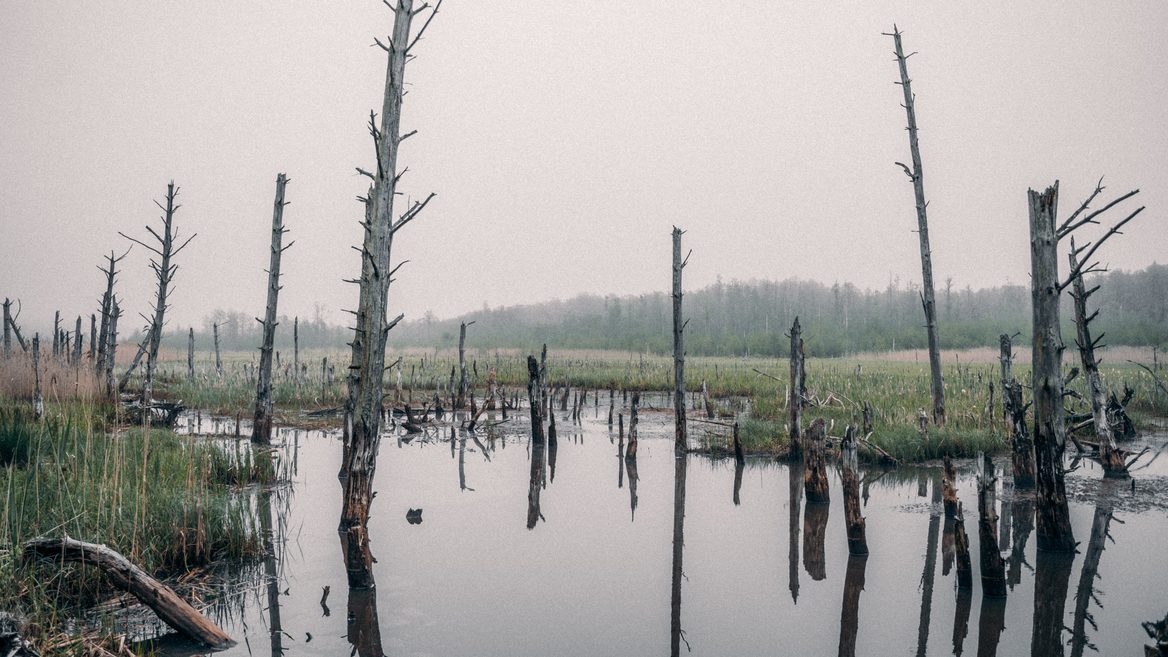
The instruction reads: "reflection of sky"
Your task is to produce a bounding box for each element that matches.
[175,411,1168,657]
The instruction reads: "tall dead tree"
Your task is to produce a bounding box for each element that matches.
[105,297,121,396]
[73,316,83,364]
[1068,237,1127,477]
[340,0,440,590]
[456,320,474,409]
[253,173,291,445]
[186,328,195,381]
[52,311,60,359]
[120,181,195,403]
[672,226,690,454]
[5,300,29,354]
[95,249,129,378]
[88,314,95,361]
[1027,180,1141,552]
[2,298,12,358]
[886,25,945,425]
[212,323,223,377]
[293,316,300,385]
[788,316,806,459]
[31,335,43,420]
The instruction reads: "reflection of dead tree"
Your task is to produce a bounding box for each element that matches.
[914,474,941,657]
[670,453,689,657]
[788,460,804,602]
[976,455,1006,598]
[841,424,867,556]
[838,555,867,657]
[1070,491,1115,657]
[1032,551,1075,657]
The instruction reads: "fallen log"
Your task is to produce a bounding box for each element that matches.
[22,537,234,649]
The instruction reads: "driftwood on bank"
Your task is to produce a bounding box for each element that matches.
[22,537,233,649]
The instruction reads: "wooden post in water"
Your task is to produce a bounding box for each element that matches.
[977,454,1007,597]
[526,355,545,446]
[788,317,806,459]
[886,24,945,425]
[671,226,689,454]
[841,424,867,556]
[120,181,194,404]
[803,417,830,504]
[253,173,291,445]
[1068,237,1127,477]
[625,392,640,460]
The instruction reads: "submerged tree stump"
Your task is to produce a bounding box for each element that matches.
[803,418,830,505]
[841,425,867,556]
[22,537,233,648]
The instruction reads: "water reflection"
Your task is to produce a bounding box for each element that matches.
[1069,485,1116,657]
[671,454,689,657]
[345,587,384,657]
[916,475,942,657]
[732,459,744,506]
[1009,496,1036,588]
[803,502,829,581]
[258,486,283,657]
[952,586,972,656]
[977,595,1007,657]
[837,555,867,657]
[789,460,804,602]
[528,440,546,529]
[1032,551,1075,657]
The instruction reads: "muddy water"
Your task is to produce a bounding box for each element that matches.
[164,405,1167,657]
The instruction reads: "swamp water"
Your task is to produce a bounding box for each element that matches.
[154,406,1167,656]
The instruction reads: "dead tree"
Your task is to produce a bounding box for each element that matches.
[526,355,545,446]
[95,248,129,378]
[976,454,1007,597]
[941,455,958,517]
[105,297,121,396]
[886,25,945,424]
[788,317,806,459]
[212,322,223,377]
[1028,180,1141,552]
[2,298,12,357]
[626,392,640,460]
[120,181,195,403]
[1001,331,1037,488]
[456,320,474,409]
[803,417,830,504]
[253,173,291,445]
[52,311,60,359]
[88,314,95,361]
[841,424,867,555]
[23,537,233,648]
[340,0,440,591]
[1068,237,1127,477]
[31,335,43,419]
[186,327,195,381]
[72,316,83,364]
[672,226,690,454]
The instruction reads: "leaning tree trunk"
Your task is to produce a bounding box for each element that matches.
[339,0,438,591]
[120,181,194,404]
[1028,183,1075,552]
[671,226,688,454]
[1068,239,1126,477]
[253,173,290,445]
[788,316,806,459]
[887,25,945,425]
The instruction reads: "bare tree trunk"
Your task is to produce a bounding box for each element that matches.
[88,314,96,361]
[253,173,291,445]
[999,333,1013,425]
[887,25,945,424]
[73,315,83,364]
[31,334,43,419]
[2,298,12,358]
[213,322,223,377]
[52,311,60,359]
[456,320,473,409]
[187,327,195,381]
[121,181,195,404]
[788,316,806,459]
[941,454,958,517]
[1027,183,1076,552]
[977,455,1007,597]
[672,226,689,454]
[526,355,545,446]
[841,424,867,555]
[625,391,640,460]
[804,417,829,504]
[1068,239,1126,477]
[96,249,127,377]
[106,297,121,397]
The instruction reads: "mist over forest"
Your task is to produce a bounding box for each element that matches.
[164,263,1168,358]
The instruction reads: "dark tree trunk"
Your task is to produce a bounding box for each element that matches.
[841,425,867,556]
[672,226,688,454]
[788,459,804,602]
[838,555,867,657]
[803,417,829,504]
[977,455,1007,597]
[670,452,688,657]
[788,317,806,459]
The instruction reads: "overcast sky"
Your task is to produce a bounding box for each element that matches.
[2,2,1165,334]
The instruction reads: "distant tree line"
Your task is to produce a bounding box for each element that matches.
[158,264,1167,358]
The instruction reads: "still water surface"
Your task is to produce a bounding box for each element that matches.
[162,406,1167,657]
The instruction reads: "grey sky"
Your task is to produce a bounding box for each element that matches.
[2,2,1165,334]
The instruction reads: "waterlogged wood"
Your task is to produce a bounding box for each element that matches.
[22,537,233,648]
[1028,183,1076,552]
[804,418,830,504]
[672,226,688,454]
[838,554,867,657]
[841,425,867,556]
[941,455,958,517]
[526,355,545,446]
[1068,239,1127,478]
[788,317,806,459]
[254,173,290,445]
[887,25,945,425]
[626,392,640,460]
[977,455,1007,597]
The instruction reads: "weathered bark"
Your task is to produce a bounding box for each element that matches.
[120,181,194,404]
[888,25,945,425]
[88,314,96,361]
[72,315,83,364]
[672,226,688,454]
[1068,240,1126,477]
[212,322,223,377]
[340,0,437,590]
[841,425,867,556]
[31,335,43,420]
[253,173,290,445]
[22,537,233,648]
[838,554,867,657]
[803,417,830,504]
[976,455,1007,597]
[1006,380,1037,488]
[999,333,1014,424]
[526,355,545,446]
[105,297,120,396]
[702,379,715,419]
[186,327,195,381]
[1028,183,1076,552]
[953,504,973,589]
[1,298,12,357]
[788,317,806,459]
[670,452,688,657]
